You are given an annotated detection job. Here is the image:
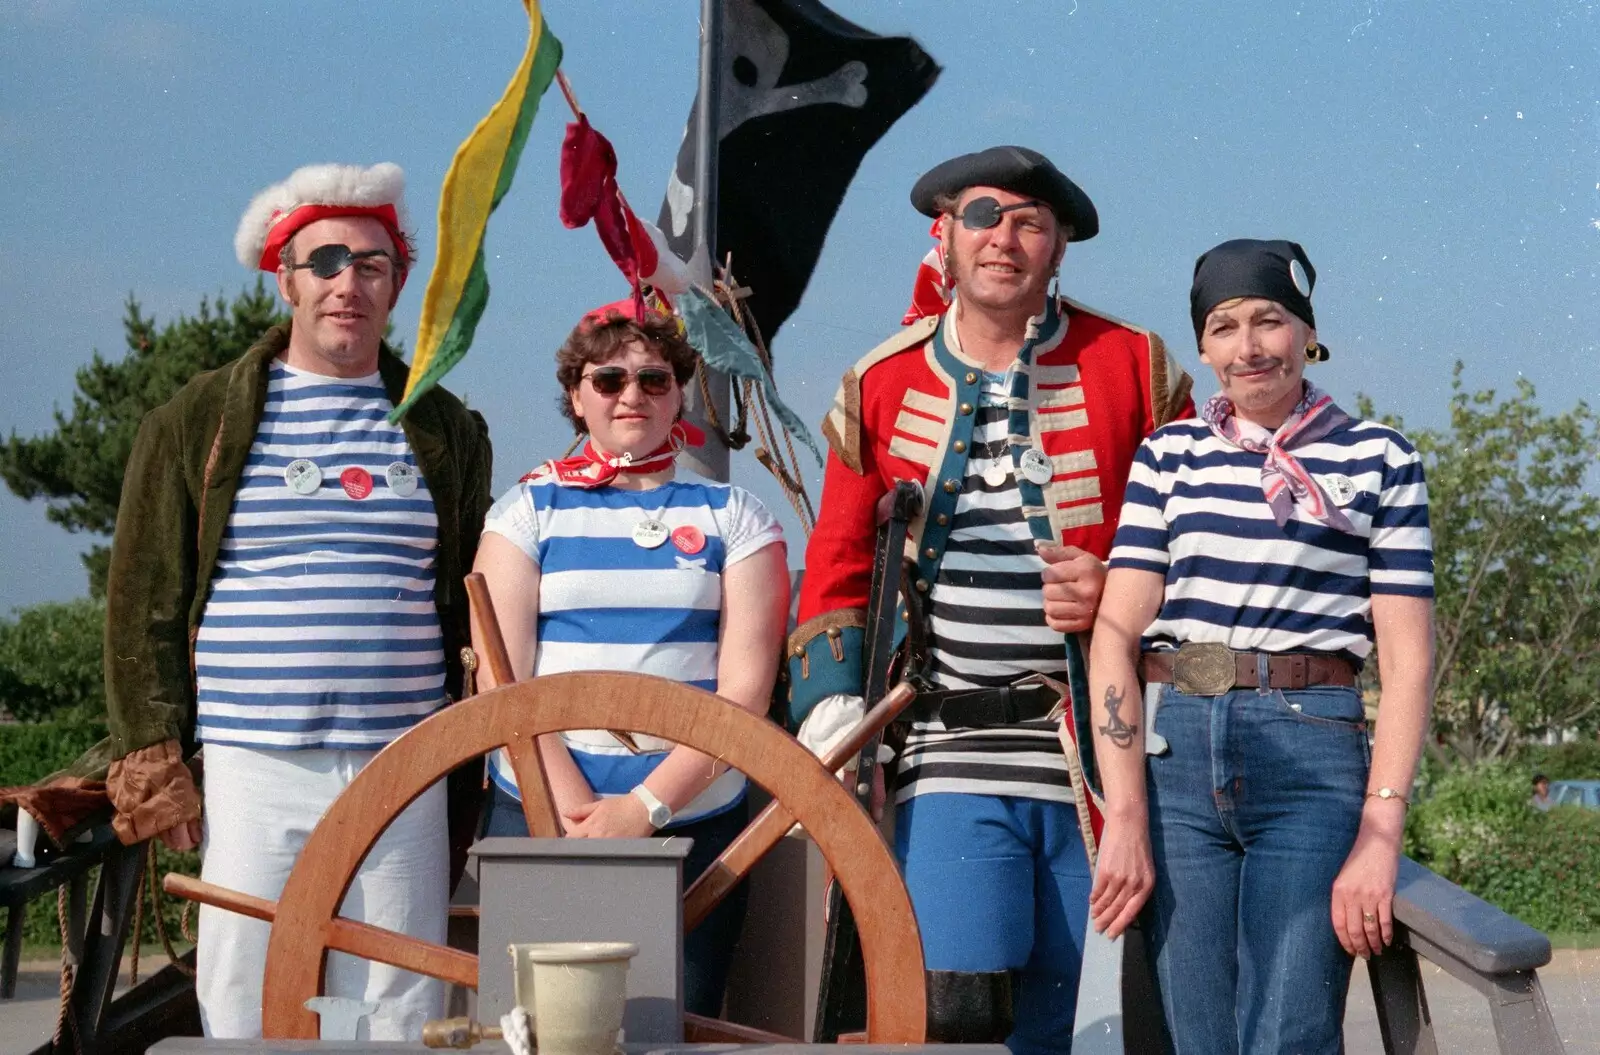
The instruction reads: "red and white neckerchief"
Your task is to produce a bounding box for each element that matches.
[1200,383,1356,533]
[901,217,953,324]
[523,420,705,489]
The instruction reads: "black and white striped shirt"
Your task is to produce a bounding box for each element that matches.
[895,373,1074,805]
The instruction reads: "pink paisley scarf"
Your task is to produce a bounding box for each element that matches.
[1201,383,1355,532]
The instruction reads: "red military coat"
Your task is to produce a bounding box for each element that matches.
[787,296,1194,846]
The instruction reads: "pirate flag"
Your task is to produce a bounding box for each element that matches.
[656,0,940,340]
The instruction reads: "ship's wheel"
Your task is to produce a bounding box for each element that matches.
[167,669,926,1042]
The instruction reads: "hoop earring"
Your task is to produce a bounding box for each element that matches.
[1306,342,1329,363]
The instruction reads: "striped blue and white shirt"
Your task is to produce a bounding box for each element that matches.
[193,361,446,750]
[897,371,1076,806]
[481,477,783,825]
[1108,416,1433,660]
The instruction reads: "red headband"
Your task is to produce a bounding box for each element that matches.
[257,203,409,274]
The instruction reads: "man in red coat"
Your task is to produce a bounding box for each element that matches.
[789,147,1193,1053]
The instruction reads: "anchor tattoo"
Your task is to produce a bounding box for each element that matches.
[1099,684,1138,749]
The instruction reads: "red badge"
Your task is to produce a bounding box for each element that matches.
[340,466,374,499]
[671,524,706,555]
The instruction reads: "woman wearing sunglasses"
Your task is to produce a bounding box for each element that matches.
[469,299,790,1015]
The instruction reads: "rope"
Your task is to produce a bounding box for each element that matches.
[147,845,195,978]
[708,266,817,535]
[128,849,146,987]
[180,897,196,946]
[53,885,81,1054]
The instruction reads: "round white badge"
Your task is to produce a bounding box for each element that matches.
[283,458,322,496]
[1318,473,1358,507]
[385,461,419,497]
[632,519,670,549]
[1020,448,1054,486]
[1289,258,1312,298]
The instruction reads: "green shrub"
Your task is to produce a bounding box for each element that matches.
[0,719,106,787]
[1407,761,1600,933]
[0,598,106,723]
[1522,740,1600,781]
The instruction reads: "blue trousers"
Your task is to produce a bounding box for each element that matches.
[1146,682,1370,1054]
[483,784,749,1017]
[895,792,1092,1055]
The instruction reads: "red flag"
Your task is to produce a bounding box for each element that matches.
[560,115,654,309]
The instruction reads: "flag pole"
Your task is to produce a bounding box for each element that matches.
[686,0,731,482]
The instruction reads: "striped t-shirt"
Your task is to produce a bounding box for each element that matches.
[1107,416,1433,660]
[194,361,447,750]
[481,477,783,825]
[896,372,1076,806]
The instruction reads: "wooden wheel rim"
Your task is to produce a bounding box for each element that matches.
[261,671,925,1040]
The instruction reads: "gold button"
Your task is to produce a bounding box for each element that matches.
[959,402,974,415]
[900,609,909,621]
[964,372,977,384]
[953,440,967,454]
[915,580,930,593]
[943,479,959,494]
[826,627,841,640]
[936,513,950,526]
[924,547,937,559]
[792,647,804,658]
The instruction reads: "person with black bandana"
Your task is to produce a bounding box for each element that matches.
[1087,239,1437,1052]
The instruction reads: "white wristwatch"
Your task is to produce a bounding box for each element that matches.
[630,785,673,830]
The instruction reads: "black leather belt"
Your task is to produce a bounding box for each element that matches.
[912,676,1065,730]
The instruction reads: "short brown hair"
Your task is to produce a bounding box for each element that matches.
[555,311,699,433]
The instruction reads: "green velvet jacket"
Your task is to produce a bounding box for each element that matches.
[99,324,493,764]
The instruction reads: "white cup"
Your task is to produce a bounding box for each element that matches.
[508,941,639,1055]
[12,809,39,869]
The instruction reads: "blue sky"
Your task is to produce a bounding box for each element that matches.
[2,0,1596,610]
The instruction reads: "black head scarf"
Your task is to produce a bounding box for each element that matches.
[1189,238,1327,360]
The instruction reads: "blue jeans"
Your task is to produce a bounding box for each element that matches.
[1145,680,1370,1054]
[896,793,1092,1055]
[483,784,750,1017]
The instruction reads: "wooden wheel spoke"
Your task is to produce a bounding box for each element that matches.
[466,573,561,837]
[683,682,918,931]
[164,874,476,989]
[503,733,561,839]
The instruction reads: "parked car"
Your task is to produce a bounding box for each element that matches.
[1549,779,1600,809]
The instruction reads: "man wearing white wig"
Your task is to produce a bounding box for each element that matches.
[99,162,493,1038]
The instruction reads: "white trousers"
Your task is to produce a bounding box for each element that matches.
[196,744,448,1040]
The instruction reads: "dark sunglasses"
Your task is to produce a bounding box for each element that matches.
[583,366,676,397]
[287,243,399,280]
[957,196,1048,231]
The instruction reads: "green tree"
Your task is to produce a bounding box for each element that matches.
[1362,365,1600,764]
[0,284,286,596]
[0,597,106,723]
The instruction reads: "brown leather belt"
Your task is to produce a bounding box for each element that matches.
[1141,643,1357,696]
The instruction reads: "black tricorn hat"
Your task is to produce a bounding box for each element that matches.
[910,145,1099,242]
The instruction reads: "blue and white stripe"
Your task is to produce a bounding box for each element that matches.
[482,477,782,825]
[194,362,446,750]
[1108,417,1433,660]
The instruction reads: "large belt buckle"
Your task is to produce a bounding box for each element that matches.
[1172,643,1238,696]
